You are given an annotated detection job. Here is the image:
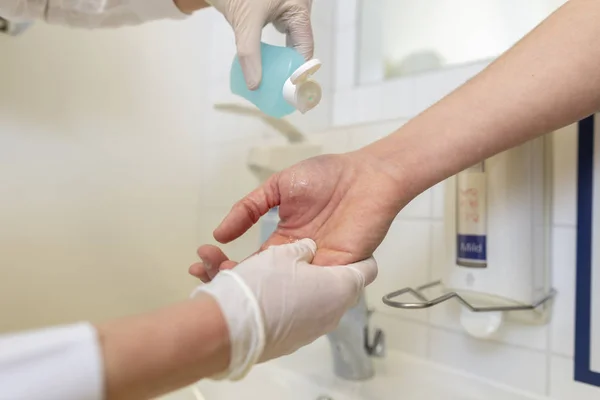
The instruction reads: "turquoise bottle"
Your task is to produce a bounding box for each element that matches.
[230,42,322,119]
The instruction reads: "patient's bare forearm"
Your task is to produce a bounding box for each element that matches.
[363,0,600,199]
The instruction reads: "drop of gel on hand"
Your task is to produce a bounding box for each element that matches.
[230,42,322,119]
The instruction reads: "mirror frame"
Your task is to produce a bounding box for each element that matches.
[331,0,492,127]
[575,115,600,387]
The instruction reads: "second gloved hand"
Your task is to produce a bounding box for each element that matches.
[192,239,377,380]
[208,0,313,90]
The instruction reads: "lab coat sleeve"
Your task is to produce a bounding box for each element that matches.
[0,0,186,28]
[0,322,104,400]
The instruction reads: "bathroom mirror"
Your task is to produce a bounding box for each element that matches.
[357,0,567,85]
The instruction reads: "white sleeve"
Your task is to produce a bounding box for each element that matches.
[0,0,187,28]
[0,322,104,400]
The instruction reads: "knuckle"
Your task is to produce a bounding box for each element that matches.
[231,198,261,224]
[242,200,263,224]
[235,47,254,60]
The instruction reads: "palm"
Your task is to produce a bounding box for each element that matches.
[260,155,396,264]
[190,153,405,281]
[216,153,404,265]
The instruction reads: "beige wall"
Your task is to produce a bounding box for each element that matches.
[0,17,212,331]
[0,3,336,332]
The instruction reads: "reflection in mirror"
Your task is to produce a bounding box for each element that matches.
[358,0,567,85]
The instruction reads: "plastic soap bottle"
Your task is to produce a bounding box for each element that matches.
[230,42,322,118]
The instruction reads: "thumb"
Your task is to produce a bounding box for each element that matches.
[233,17,263,90]
[345,257,378,287]
[214,175,281,243]
[269,238,317,264]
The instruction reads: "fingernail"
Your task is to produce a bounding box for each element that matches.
[246,77,260,90]
[240,58,261,90]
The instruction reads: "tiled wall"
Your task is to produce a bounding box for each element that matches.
[327,1,599,398]
[316,117,594,399]
[201,2,598,397]
[198,83,594,397]
[198,2,597,399]
[331,0,492,128]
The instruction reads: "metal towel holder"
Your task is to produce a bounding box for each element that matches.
[382,280,557,312]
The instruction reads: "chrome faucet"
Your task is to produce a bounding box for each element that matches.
[326,292,385,380]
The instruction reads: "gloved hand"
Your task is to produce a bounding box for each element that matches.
[208,0,314,90]
[191,239,377,380]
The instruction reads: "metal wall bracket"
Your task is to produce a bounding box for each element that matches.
[382,280,557,312]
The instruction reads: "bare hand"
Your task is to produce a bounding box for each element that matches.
[190,152,406,281]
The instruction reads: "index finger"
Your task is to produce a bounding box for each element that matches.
[281,8,314,60]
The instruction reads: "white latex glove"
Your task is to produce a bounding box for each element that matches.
[208,0,314,90]
[191,239,377,380]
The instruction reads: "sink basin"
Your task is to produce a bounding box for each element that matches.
[194,337,542,400]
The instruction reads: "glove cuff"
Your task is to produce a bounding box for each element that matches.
[191,271,265,380]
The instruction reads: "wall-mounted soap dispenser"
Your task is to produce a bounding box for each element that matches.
[212,103,322,244]
[383,135,556,339]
